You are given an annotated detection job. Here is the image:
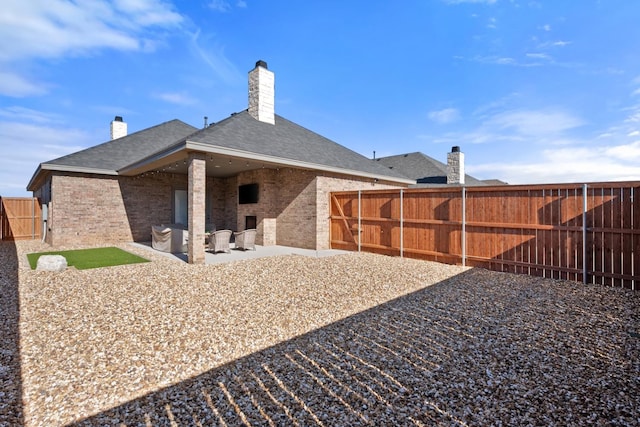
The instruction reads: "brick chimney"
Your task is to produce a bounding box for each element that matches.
[447,146,465,185]
[110,116,127,140]
[248,60,275,125]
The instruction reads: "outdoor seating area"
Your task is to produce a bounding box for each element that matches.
[151,227,257,255]
[209,229,256,254]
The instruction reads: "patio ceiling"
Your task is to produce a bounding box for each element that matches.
[118,143,290,178]
[122,151,282,178]
[118,140,414,183]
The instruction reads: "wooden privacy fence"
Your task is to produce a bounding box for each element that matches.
[330,182,640,289]
[0,197,42,241]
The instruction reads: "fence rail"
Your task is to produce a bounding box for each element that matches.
[330,182,640,289]
[0,197,42,241]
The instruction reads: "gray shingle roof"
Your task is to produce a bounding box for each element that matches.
[374,152,486,186]
[30,112,414,190]
[183,111,411,180]
[45,119,198,172]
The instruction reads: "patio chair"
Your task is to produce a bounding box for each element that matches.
[209,229,232,253]
[234,229,256,251]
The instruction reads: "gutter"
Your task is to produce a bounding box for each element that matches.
[27,163,118,192]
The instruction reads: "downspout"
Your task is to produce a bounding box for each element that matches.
[41,203,48,243]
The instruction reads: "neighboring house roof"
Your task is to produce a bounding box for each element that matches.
[482,179,508,185]
[28,112,413,191]
[373,152,487,187]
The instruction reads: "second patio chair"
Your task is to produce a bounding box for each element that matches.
[234,229,257,251]
[209,229,232,253]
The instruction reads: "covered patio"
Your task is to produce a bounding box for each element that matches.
[130,240,350,265]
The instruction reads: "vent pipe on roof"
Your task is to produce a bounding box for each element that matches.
[248,60,275,125]
[110,116,127,140]
[447,146,465,185]
[204,116,208,128]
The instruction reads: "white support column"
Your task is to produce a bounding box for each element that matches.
[188,152,206,264]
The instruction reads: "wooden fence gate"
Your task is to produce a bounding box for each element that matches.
[330,182,640,289]
[0,197,42,241]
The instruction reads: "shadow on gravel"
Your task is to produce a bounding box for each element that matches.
[0,241,24,426]
[70,269,639,426]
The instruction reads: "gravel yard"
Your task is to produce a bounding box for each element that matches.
[1,240,639,426]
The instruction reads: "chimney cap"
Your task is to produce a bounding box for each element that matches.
[451,146,461,153]
[255,60,268,69]
[114,116,123,122]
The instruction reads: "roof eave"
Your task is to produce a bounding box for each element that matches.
[118,140,415,185]
[185,141,414,184]
[27,163,118,191]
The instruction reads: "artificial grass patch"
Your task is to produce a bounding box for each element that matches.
[27,247,150,270]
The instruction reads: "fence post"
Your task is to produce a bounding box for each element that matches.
[400,189,404,258]
[32,197,36,239]
[462,186,466,267]
[582,183,588,284]
[358,190,361,253]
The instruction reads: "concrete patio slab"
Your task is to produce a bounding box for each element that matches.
[129,241,350,264]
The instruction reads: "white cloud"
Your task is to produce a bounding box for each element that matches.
[605,140,640,160]
[0,0,183,62]
[0,0,185,98]
[428,108,460,124]
[425,106,620,184]
[188,30,243,85]
[153,91,197,105]
[209,0,247,12]
[443,0,497,4]
[208,0,231,12]
[0,120,93,196]
[470,144,640,184]
[0,106,62,123]
[526,53,551,61]
[0,72,49,97]
[487,109,584,136]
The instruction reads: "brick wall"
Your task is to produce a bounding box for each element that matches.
[233,168,404,249]
[46,168,405,250]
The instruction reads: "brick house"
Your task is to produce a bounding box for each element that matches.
[27,61,413,263]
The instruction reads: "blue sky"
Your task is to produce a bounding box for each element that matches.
[2,0,640,196]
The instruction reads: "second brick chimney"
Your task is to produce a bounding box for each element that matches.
[248,60,275,125]
[110,116,127,140]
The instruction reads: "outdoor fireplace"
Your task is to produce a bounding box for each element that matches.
[245,215,257,230]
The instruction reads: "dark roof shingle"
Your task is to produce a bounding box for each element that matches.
[45,119,198,172]
[185,111,411,180]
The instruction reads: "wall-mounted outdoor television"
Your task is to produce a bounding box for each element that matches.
[238,183,259,204]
